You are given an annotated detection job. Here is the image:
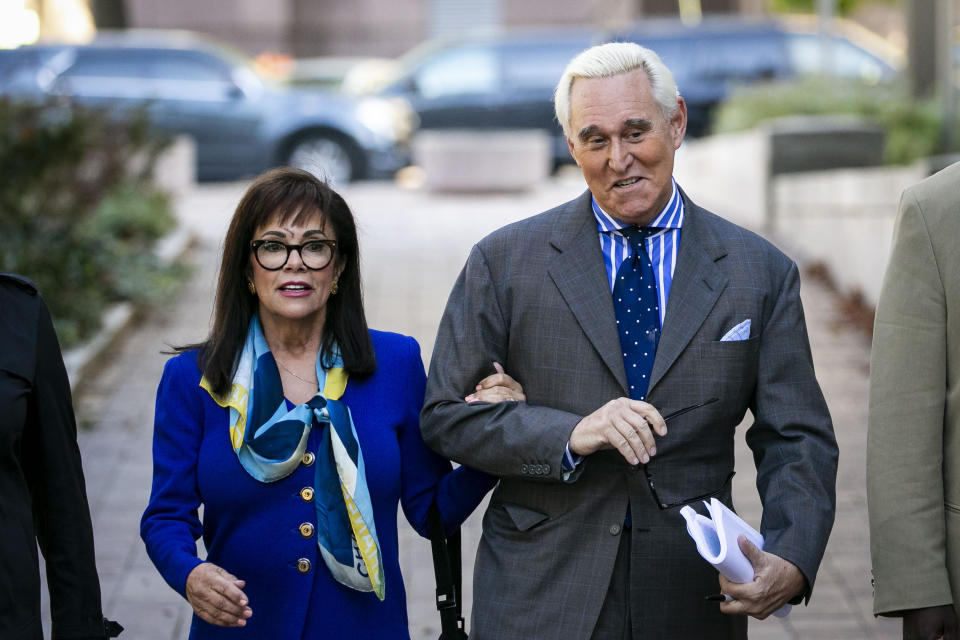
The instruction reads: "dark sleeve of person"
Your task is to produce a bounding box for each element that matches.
[421,244,583,481]
[21,295,108,639]
[745,261,839,604]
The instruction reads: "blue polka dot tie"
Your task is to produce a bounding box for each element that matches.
[613,226,660,401]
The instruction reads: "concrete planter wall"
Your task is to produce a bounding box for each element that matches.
[772,164,926,307]
[675,122,928,310]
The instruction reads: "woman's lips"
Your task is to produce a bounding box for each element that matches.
[278,282,313,297]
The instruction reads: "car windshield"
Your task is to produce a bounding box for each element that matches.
[363,38,450,92]
[373,29,595,94]
[785,33,894,83]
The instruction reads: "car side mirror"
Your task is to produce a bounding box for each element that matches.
[226,83,246,100]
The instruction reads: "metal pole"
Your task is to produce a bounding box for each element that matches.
[817,0,836,77]
[936,0,957,155]
[906,0,937,98]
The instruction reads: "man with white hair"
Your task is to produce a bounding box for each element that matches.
[422,42,838,639]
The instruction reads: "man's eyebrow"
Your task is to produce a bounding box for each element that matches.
[623,118,653,130]
[577,124,603,141]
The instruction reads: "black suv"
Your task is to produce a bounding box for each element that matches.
[615,16,899,137]
[367,18,898,165]
[369,28,597,166]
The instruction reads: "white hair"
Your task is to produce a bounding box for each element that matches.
[554,41,680,139]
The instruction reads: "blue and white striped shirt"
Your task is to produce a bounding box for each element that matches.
[562,179,685,476]
[593,178,685,327]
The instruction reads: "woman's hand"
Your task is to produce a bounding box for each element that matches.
[185,562,252,627]
[465,362,525,403]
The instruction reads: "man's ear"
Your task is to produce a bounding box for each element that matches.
[670,97,688,149]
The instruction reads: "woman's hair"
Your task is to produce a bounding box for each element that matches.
[554,41,679,139]
[180,166,375,396]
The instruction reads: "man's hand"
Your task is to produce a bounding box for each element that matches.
[185,562,252,627]
[718,535,805,620]
[465,362,526,403]
[568,397,666,465]
[902,605,958,640]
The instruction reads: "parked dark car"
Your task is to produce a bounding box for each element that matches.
[615,16,900,137]
[367,28,598,166]
[365,18,899,165]
[0,30,416,183]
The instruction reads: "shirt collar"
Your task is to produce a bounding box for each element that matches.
[593,178,684,234]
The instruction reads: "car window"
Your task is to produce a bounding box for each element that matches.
[786,33,891,83]
[413,45,498,98]
[0,48,53,91]
[627,38,694,86]
[624,31,789,89]
[500,40,591,91]
[150,50,232,82]
[688,34,787,84]
[54,49,152,99]
[56,47,241,102]
[63,49,150,79]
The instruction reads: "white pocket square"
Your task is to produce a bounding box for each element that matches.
[720,319,751,342]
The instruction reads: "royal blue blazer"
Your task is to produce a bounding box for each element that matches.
[141,330,495,639]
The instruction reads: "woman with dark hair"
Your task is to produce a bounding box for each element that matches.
[140,167,520,639]
[0,273,122,639]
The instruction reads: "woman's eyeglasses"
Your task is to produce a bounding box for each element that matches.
[251,239,337,271]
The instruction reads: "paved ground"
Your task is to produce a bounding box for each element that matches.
[46,167,900,638]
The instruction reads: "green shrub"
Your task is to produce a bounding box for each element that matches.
[0,97,184,347]
[711,78,948,165]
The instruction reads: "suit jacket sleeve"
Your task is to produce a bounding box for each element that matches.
[421,243,583,481]
[746,260,837,599]
[140,355,206,598]
[22,295,108,639]
[395,337,496,538]
[867,187,951,615]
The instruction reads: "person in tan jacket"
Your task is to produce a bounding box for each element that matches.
[868,160,960,639]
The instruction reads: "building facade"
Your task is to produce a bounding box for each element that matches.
[122,0,767,57]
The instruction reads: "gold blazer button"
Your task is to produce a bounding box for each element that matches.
[300,487,315,502]
[302,452,316,466]
[297,558,312,574]
[299,522,315,538]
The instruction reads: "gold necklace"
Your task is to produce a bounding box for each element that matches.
[275,358,318,385]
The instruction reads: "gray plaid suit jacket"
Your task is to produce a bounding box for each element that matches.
[421,189,838,639]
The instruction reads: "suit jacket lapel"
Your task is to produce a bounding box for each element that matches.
[649,194,729,393]
[547,191,628,393]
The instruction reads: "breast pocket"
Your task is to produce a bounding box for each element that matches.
[699,336,761,407]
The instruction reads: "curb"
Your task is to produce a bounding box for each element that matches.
[63,224,195,393]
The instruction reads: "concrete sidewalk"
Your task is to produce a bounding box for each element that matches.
[58,172,898,639]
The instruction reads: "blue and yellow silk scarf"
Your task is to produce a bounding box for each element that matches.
[200,315,385,599]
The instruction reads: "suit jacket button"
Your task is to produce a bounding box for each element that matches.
[302,452,316,466]
[609,523,622,536]
[521,464,529,473]
[299,522,315,538]
[297,558,312,574]
[300,487,315,502]
[542,464,551,475]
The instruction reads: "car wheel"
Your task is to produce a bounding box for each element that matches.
[285,134,356,185]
